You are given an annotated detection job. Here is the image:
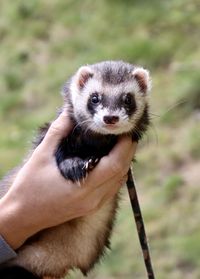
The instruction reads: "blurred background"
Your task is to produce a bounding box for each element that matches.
[0,0,200,278]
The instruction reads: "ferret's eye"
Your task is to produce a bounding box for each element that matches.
[91,93,100,104]
[124,93,133,105]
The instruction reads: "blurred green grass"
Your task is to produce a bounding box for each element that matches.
[0,0,200,278]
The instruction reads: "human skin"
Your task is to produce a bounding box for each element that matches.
[0,111,137,250]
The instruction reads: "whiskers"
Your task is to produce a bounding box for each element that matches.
[146,99,187,145]
[75,119,102,137]
[148,112,160,120]
[149,99,187,121]
[71,119,92,135]
[83,122,96,137]
[131,126,142,141]
[148,122,159,145]
[161,99,187,116]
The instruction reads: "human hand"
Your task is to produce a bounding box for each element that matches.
[0,111,137,250]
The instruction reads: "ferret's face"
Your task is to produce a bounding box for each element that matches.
[69,63,151,135]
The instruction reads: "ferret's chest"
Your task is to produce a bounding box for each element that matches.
[56,129,117,163]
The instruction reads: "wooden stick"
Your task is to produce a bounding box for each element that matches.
[127,168,155,279]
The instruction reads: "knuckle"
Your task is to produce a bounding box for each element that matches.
[90,200,99,212]
[80,196,98,215]
[123,174,128,182]
[111,161,124,175]
[119,175,128,186]
[31,147,41,160]
[97,195,110,209]
[49,123,63,136]
[32,147,49,164]
[87,199,101,214]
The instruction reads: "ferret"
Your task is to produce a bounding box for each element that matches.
[0,61,151,279]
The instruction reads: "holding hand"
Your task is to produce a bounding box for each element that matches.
[0,111,136,250]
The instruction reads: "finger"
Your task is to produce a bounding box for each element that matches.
[86,174,128,214]
[39,111,73,154]
[101,174,128,197]
[86,137,137,188]
[109,136,137,169]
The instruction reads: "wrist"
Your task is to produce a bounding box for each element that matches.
[0,194,33,250]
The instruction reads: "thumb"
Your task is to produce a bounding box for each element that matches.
[39,111,72,154]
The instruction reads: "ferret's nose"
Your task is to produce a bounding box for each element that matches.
[103,115,119,125]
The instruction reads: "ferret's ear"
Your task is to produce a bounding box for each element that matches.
[132,68,151,94]
[75,66,94,89]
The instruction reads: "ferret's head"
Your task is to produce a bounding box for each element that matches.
[64,61,151,136]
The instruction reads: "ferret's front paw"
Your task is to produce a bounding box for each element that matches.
[59,157,87,182]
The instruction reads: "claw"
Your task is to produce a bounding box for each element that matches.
[83,161,89,171]
[83,157,100,172]
[88,157,99,170]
